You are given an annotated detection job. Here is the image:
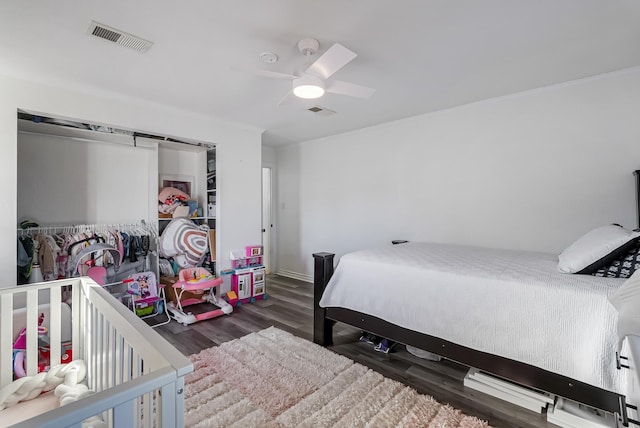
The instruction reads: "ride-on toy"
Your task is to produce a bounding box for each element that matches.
[166,267,232,326]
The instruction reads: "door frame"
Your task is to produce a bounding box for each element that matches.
[262,163,275,274]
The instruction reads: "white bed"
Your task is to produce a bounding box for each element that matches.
[319,241,626,394]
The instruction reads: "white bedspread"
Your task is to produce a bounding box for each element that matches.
[319,242,626,393]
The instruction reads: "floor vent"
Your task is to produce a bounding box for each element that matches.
[307,106,336,116]
[87,21,153,53]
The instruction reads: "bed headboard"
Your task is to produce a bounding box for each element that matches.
[635,170,640,229]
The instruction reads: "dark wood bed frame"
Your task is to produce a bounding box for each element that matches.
[312,252,629,425]
[313,171,640,426]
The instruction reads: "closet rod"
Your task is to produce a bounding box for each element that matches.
[17,130,156,149]
[18,121,214,151]
[17,222,157,237]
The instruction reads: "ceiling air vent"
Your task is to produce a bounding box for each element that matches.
[307,106,336,117]
[87,21,153,53]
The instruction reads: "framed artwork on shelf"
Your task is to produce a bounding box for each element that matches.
[160,174,194,197]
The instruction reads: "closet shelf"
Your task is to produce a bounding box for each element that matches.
[159,216,208,221]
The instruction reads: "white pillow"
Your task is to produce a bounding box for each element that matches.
[558,224,640,274]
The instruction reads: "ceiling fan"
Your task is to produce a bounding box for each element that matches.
[237,38,376,105]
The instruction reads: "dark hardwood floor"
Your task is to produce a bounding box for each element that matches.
[154,274,556,428]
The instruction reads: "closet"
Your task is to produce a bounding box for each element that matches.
[16,113,218,283]
[157,142,217,272]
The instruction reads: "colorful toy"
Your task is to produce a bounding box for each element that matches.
[166,267,232,326]
[12,313,48,379]
[121,271,170,328]
[125,272,161,316]
[12,313,72,379]
[226,246,267,307]
[245,245,263,257]
[70,242,122,285]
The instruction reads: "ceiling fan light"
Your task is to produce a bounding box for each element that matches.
[294,85,325,99]
[293,76,325,99]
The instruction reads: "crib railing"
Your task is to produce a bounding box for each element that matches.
[0,277,193,427]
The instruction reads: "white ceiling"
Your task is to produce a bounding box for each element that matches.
[1,1,640,147]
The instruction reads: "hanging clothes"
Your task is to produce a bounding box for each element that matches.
[34,233,60,281]
[16,222,158,282]
[17,236,34,285]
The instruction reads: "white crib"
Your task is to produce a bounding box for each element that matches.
[0,277,193,427]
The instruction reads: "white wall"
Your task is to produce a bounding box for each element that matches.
[1,74,263,287]
[18,131,156,224]
[276,67,640,281]
[262,145,277,165]
[158,147,203,206]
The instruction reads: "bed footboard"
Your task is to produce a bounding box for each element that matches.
[313,252,335,346]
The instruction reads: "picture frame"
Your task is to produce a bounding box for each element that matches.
[160,174,194,197]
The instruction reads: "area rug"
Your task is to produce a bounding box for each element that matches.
[185,327,491,427]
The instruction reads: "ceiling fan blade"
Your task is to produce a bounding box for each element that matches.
[305,43,357,80]
[278,90,298,106]
[325,80,376,99]
[230,66,296,80]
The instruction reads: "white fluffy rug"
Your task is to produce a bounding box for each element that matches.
[185,327,490,427]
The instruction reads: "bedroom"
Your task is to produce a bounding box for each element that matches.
[1,1,640,427]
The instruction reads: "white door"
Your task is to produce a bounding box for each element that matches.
[262,167,272,273]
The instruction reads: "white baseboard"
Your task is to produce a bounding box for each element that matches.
[275,269,313,283]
